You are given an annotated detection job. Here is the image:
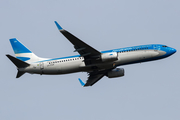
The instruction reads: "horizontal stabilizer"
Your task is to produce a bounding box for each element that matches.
[16,71,25,78]
[6,54,30,68]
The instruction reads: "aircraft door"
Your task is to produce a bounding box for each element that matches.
[40,62,44,70]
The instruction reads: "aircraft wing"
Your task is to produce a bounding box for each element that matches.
[54,21,101,59]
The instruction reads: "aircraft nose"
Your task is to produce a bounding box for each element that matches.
[170,48,177,54]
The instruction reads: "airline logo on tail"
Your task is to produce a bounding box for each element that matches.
[9,38,46,63]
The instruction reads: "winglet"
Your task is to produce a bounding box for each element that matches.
[78,78,85,87]
[54,21,63,30]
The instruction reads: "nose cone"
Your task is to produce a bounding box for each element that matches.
[170,48,177,54]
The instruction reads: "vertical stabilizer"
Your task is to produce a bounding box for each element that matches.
[9,38,40,63]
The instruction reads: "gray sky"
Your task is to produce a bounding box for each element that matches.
[1,0,180,120]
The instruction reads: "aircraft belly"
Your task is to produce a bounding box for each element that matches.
[156,50,166,57]
[79,62,115,72]
[43,66,58,74]
[59,61,81,74]
[119,52,140,64]
[39,62,58,74]
[37,61,84,74]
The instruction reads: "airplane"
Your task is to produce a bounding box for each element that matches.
[6,21,177,87]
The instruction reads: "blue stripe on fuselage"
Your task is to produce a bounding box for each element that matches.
[16,57,30,61]
[36,44,167,63]
[101,44,155,53]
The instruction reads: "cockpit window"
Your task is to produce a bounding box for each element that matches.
[162,46,168,47]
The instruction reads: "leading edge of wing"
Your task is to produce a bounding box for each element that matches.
[54,21,101,58]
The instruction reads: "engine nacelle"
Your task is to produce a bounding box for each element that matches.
[106,68,124,78]
[101,52,118,62]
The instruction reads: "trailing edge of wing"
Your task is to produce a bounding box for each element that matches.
[84,74,105,86]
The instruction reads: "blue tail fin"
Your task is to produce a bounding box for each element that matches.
[9,38,41,62]
[10,38,32,54]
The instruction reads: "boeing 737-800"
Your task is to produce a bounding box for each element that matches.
[6,21,176,87]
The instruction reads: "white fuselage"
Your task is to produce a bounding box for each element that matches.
[21,49,165,75]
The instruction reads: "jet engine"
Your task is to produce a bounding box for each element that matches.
[101,52,118,62]
[106,68,124,78]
